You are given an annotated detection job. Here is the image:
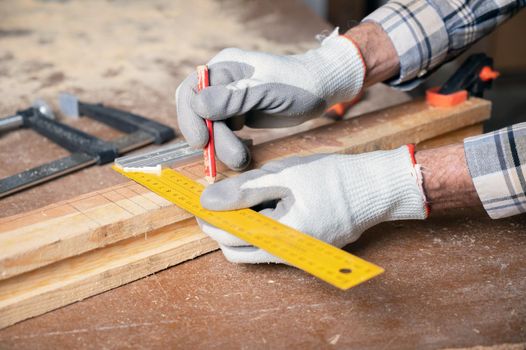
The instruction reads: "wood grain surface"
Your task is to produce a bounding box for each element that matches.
[0,208,525,349]
[0,98,491,329]
[0,0,524,349]
[0,98,490,281]
[0,220,218,331]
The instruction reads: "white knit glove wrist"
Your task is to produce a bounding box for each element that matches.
[293,29,365,106]
[198,146,428,264]
[175,28,365,171]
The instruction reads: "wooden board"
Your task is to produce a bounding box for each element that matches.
[0,220,218,330]
[1,208,525,348]
[0,98,491,328]
[0,98,491,281]
[417,123,484,150]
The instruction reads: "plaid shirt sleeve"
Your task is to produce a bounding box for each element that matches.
[363,0,526,88]
[464,122,526,218]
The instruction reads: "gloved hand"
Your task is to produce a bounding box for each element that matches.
[198,146,428,264]
[176,29,365,171]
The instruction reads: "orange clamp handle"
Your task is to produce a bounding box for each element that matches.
[426,87,468,108]
[479,66,500,82]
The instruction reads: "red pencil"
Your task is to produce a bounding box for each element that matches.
[196,65,216,184]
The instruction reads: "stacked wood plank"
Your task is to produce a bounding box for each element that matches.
[0,98,491,328]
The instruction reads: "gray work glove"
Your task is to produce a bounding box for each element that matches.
[198,146,428,264]
[176,29,365,171]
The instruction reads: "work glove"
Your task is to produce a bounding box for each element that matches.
[198,146,428,264]
[176,29,365,171]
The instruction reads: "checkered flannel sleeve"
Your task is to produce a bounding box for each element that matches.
[364,0,525,88]
[464,123,526,218]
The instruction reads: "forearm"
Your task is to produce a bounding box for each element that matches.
[343,21,481,212]
[343,22,399,87]
[344,23,480,211]
[360,0,525,86]
[415,144,481,211]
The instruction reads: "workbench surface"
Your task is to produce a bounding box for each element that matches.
[0,1,525,349]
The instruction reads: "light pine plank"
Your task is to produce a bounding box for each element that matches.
[0,220,218,329]
[0,99,491,281]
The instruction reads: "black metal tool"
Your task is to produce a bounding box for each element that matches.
[0,95,175,198]
[59,93,174,144]
[439,53,499,96]
[427,53,499,107]
[0,99,55,133]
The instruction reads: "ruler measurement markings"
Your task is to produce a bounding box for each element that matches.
[133,169,369,283]
[134,171,345,263]
[115,167,383,289]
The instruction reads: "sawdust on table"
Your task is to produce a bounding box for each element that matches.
[0,0,316,117]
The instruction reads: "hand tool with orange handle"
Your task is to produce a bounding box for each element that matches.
[426,53,499,107]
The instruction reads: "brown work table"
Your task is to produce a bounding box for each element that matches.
[0,1,525,349]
